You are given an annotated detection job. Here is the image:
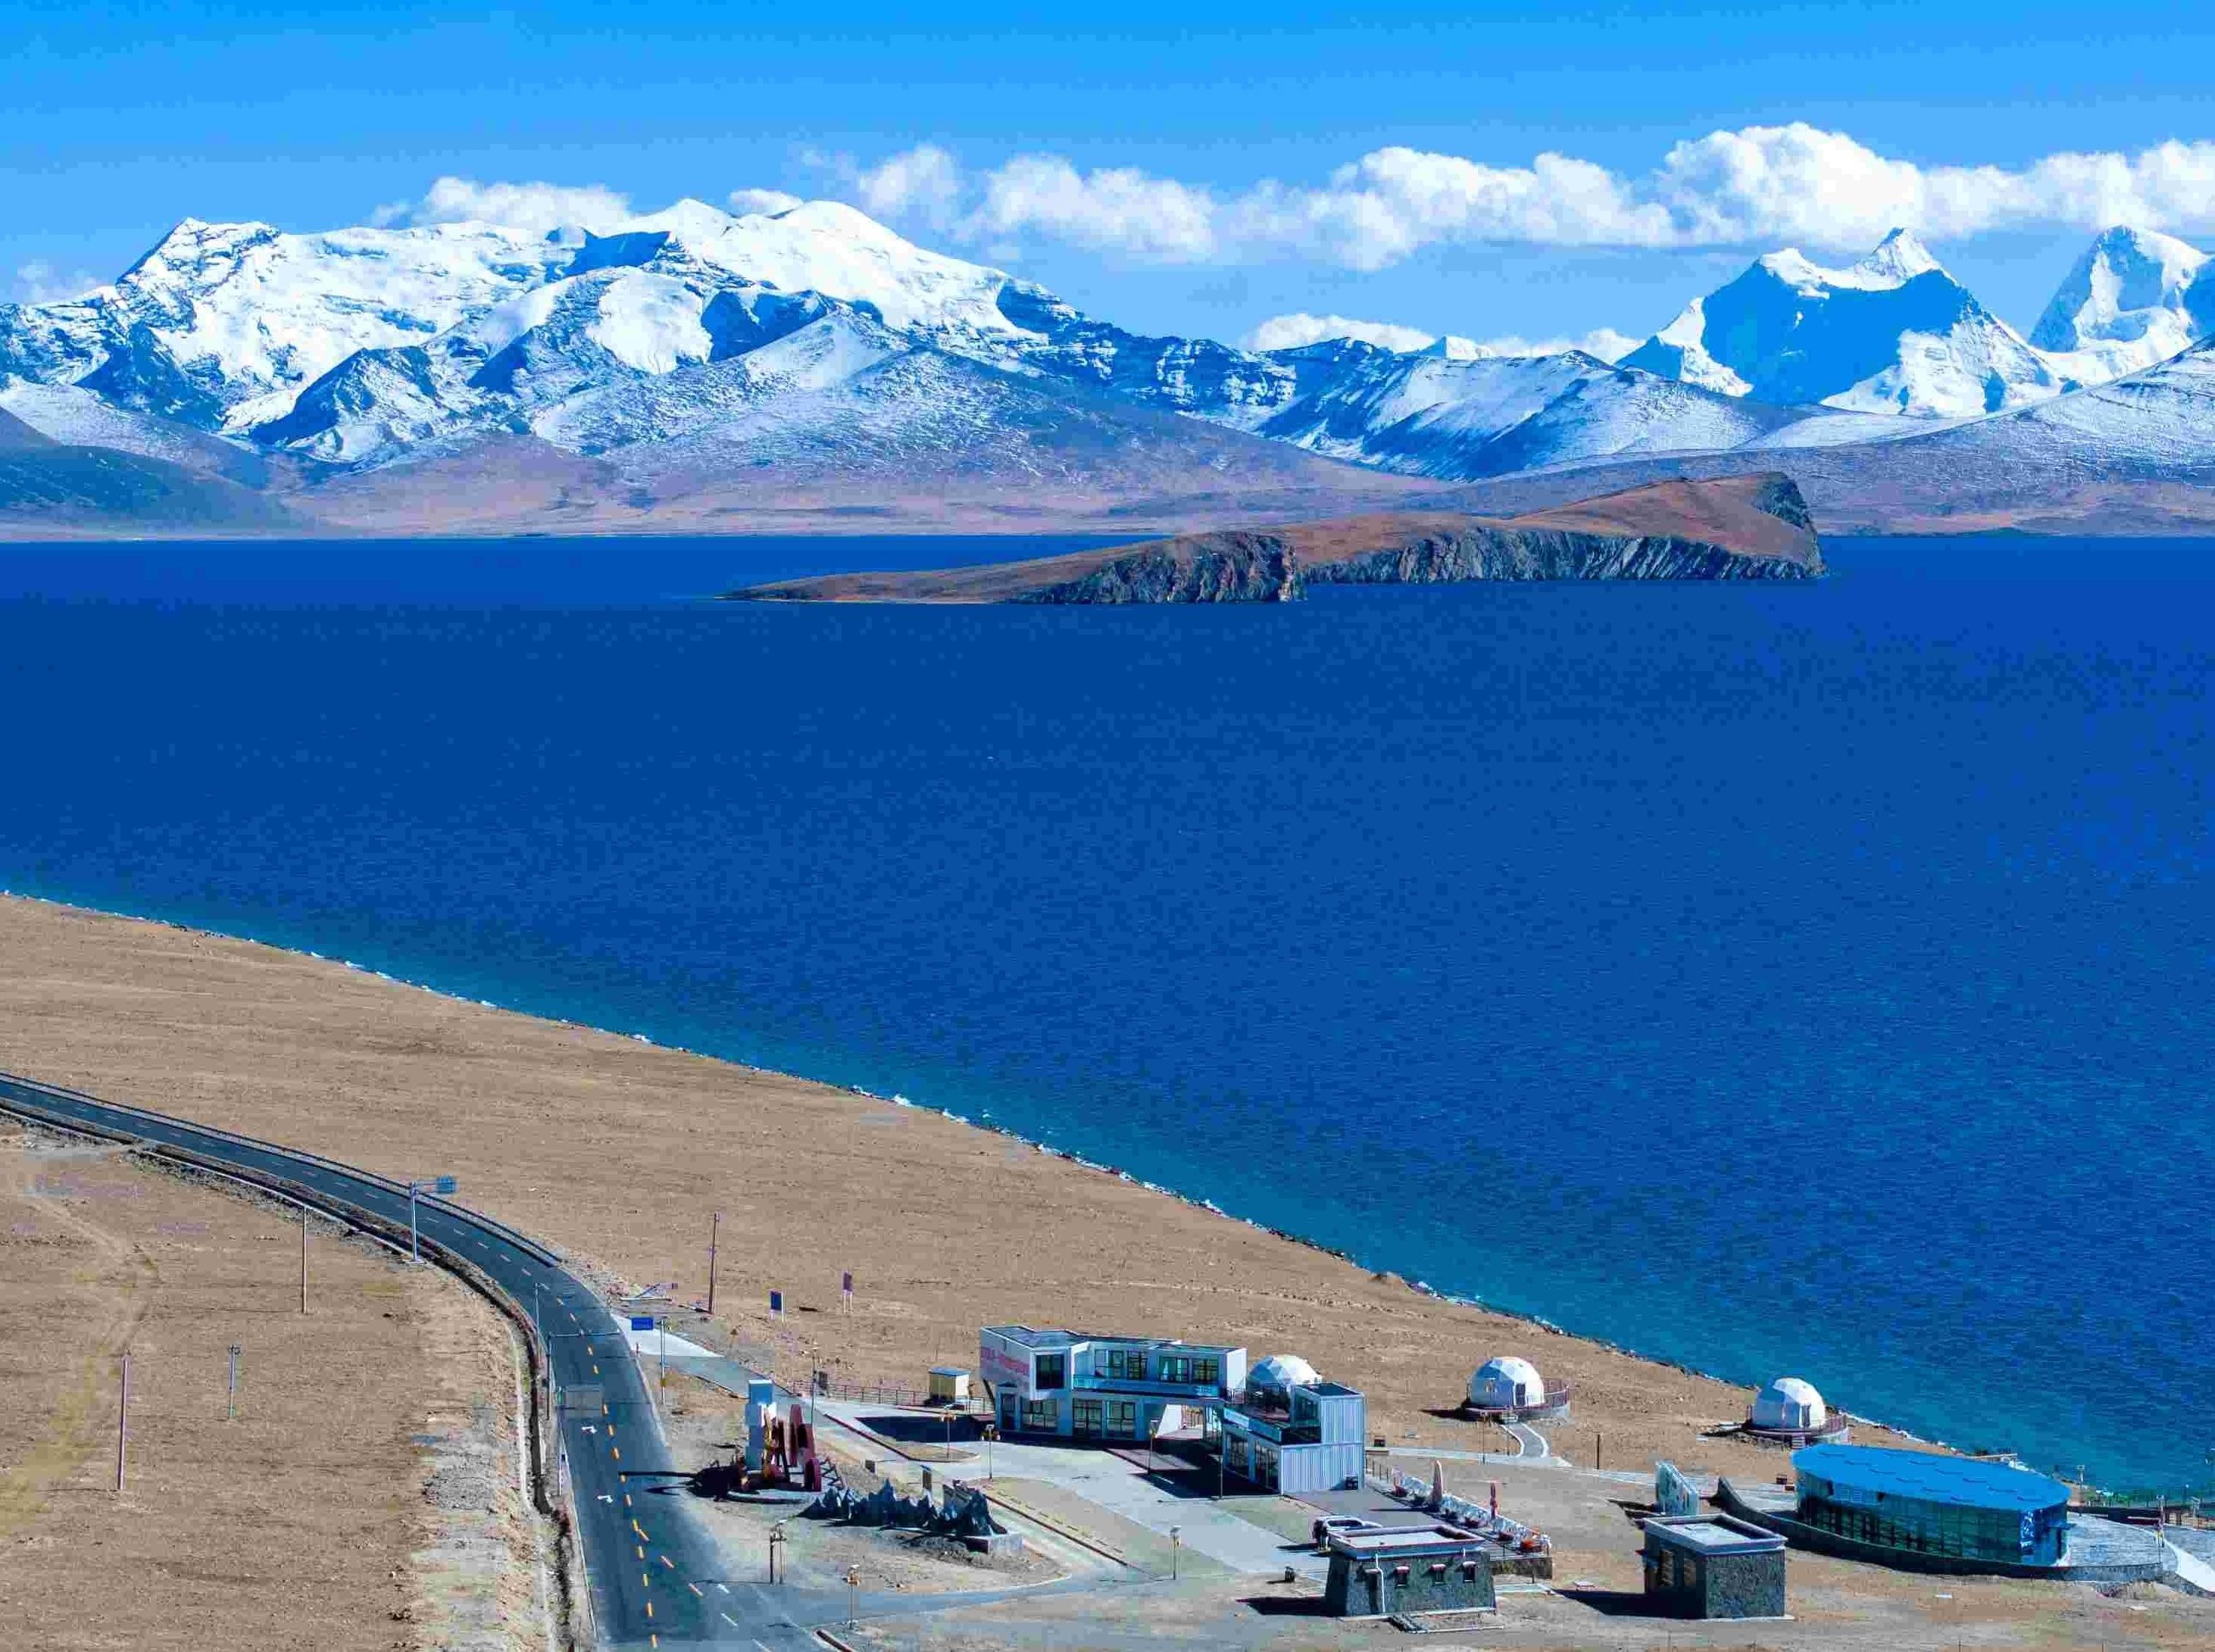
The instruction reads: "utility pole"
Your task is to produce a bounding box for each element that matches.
[115,1352,131,1492]
[299,1216,308,1314]
[706,1212,720,1316]
[227,1344,241,1420]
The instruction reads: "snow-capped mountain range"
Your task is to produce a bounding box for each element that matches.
[1,198,2210,536]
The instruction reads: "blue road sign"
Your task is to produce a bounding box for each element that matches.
[630,1315,655,1332]
[769,1289,783,1316]
[433,1176,457,1194]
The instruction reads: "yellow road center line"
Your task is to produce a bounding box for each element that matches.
[645,1600,655,1619]
[636,1545,645,1560]
[659,1554,674,1569]
[611,1446,621,1461]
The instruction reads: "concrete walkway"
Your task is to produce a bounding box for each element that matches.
[929,1435,1324,1580]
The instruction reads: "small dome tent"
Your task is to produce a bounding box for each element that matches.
[1468,1356,1545,1411]
[1750,1378,1828,1432]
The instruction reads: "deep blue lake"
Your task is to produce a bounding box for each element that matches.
[1,532,2208,1493]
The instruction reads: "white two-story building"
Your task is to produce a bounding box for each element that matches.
[979,1326,1248,1442]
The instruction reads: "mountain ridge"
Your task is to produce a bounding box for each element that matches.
[1,201,2209,537]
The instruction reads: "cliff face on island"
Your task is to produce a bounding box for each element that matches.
[724,472,1823,604]
[1306,525,1808,585]
[1021,532,1298,604]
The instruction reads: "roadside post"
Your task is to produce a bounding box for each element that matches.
[705,1212,720,1315]
[405,1175,458,1264]
[298,1214,308,1314]
[846,1566,859,1625]
[115,1351,130,1492]
[1170,1526,1182,1580]
[226,1344,241,1420]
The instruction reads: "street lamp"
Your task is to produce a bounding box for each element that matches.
[769,1521,787,1585]
[1170,1526,1182,1580]
[846,1566,859,1625]
[405,1176,457,1264]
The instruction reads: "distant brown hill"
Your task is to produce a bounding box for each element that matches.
[725,472,1823,604]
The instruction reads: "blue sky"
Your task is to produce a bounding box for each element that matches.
[6,2,2214,348]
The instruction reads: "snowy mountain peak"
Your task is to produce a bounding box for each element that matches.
[2027,224,2211,380]
[1853,227,1945,286]
[613,198,1017,335]
[1416,335,1491,361]
[1755,229,1946,297]
[1624,230,2057,417]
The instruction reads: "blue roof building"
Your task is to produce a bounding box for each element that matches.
[1791,1445,2071,1566]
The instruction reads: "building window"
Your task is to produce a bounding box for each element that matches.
[1106,1400,1138,1437]
[1034,1354,1066,1391]
[1193,1357,1219,1386]
[1072,1399,1103,1438]
[1159,1354,1190,1385]
[1102,1348,1147,1381]
[1021,1398,1058,1432]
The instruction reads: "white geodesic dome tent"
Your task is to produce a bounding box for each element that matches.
[1749,1376,1827,1432]
[1468,1356,1545,1410]
[1247,1354,1320,1397]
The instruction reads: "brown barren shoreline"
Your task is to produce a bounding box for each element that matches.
[0,889,1922,1485]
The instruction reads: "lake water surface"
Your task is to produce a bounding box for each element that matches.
[2,532,2208,1491]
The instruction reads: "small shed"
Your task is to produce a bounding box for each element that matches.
[929,1366,973,1404]
[1641,1515,1786,1619]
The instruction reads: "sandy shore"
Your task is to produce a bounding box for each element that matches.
[0,892,1929,1486]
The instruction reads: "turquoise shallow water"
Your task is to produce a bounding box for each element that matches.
[0,532,2209,1493]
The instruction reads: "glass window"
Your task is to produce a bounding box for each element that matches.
[1021,1397,1058,1432]
[1193,1358,1219,1386]
[1073,1398,1103,1438]
[1107,1400,1138,1436]
[1035,1354,1066,1390]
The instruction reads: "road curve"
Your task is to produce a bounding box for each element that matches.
[0,1071,726,1650]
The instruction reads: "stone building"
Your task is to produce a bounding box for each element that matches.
[1323,1523,1498,1618]
[1640,1515,1788,1619]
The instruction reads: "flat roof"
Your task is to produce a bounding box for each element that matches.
[1307,1380,1362,1398]
[983,1326,1238,1354]
[1793,1445,2070,1513]
[1645,1516,1784,1555]
[1329,1523,1483,1557]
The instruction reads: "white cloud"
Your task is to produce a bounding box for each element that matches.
[972,156,1219,261]
[10,260,102,304]
[1476,328,1642,362]
[854,145,964,229]
[377,176,636,234]
[728,188,803,217]
[820,127,2215,270]
[1242,313,1436,352]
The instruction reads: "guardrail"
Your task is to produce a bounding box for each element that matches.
[0,1068,562,1266]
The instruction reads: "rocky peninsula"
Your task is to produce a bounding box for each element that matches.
[723,473,1824,604]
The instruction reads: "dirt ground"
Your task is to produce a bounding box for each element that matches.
[655,1366,1066,1594]
[0,895,1933,1489]
[0,1119,547,1651]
